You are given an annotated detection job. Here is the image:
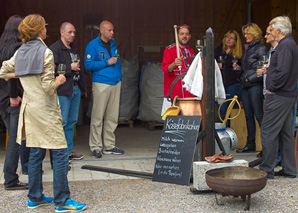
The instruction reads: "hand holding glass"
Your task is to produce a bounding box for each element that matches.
[232,55,238,64]
[115,50,119,58]
[218,56,224,63]
[257,61,263,70]
[57,64,66,75]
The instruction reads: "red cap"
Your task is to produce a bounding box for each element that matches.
[177,24,191,30]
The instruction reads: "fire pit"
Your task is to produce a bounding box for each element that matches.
[205,166,267,210]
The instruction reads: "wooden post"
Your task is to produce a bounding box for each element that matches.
[201,57,207,159]
[295,131,298,175]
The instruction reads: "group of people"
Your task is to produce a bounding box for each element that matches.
[0,14,125,211]
[162,16,297,179]
[0,12,297,211]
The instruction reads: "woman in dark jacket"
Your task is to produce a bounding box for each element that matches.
[0,15,30,189]
[215,30,242,121]
[236,23,267,153]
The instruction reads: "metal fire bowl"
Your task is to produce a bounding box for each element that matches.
[206,166,267,196]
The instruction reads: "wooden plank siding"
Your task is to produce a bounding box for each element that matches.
[0,0,296,60]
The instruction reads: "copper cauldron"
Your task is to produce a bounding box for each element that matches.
[175,97,201,116]
[167,73,202,116]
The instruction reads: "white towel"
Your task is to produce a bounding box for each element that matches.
[183,54,225,104]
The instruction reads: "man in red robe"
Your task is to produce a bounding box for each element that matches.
[161,24,195,99]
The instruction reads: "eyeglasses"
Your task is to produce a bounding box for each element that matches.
[226,36,236,40]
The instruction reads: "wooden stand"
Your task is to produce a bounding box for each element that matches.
[230,108,262,151]
[145,121,163,131]
[119,120,134,128]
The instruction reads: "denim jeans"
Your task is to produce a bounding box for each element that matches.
[219,83,241,122]
[0,106,30,187]
[58,85,81,154]
[20,140,30,174]
[28,148,70,207]
[241,84,263,149]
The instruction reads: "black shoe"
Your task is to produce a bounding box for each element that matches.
[103,146,124,155]
[92,149,102,158]
[257,151,262,158]
[266,173,275,179]
[236,146,255,153]
[5,181,29,190]
[274,170,296,178]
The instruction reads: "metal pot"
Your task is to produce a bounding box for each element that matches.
[166,72,202,116]
[175,97,202,116]
[205,166,267,210]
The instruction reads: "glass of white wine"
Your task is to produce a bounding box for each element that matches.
[196,40,202,52]
[71,53,80,63]
[218,55,224,63]
[261,55,268,67]
[115,50,119,58]
[232,55,238,64]
[256,61,263,70]
[57,63,66,75]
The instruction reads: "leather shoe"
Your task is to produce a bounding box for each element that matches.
[257,151,262,158]
[266,173,274,179]
[236,146,255,153]
[274,170,296,178]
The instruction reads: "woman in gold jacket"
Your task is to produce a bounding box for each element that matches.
[0,14,86,211]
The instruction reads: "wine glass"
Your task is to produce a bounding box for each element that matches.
[57,63,66,75]
[261,55,268,67]
[115,50,120,58]
[196,40,203,52]
[71,53,80,63]
[232,55,238,64]
[218,55,224,63]
[256,61,263,70]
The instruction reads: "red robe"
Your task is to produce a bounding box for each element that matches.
[161,43,196,99]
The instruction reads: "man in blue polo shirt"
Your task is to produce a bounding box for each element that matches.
[85,20,124,158]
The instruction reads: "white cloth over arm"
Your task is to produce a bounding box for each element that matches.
[182,54,203,99]
[182,54,225,104]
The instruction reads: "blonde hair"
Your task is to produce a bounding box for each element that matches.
[222,30,242,58]
[242,23,263,43]
[18,14,46,43]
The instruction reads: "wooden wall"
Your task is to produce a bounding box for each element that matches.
[0,0,297,61]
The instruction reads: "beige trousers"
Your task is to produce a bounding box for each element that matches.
[89,82,121,151]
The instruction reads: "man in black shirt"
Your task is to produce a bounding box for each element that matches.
[50,22,86,162]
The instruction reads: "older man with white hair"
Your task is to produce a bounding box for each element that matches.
[259,16,298,179]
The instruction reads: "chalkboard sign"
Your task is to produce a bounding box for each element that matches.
[152,115,201,185]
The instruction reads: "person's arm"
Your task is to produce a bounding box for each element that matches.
[0,52,17,81]
[84,43,109,71]
[41,49,65,95]
[161,47,181,73]
[267,46,292,92]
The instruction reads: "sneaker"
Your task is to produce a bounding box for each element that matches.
[69,151,84,160]
[55,197,87,212]
[92,149,102,158]
[5,181,29,190]
[103,146,124,155]
[28,194,54,209]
